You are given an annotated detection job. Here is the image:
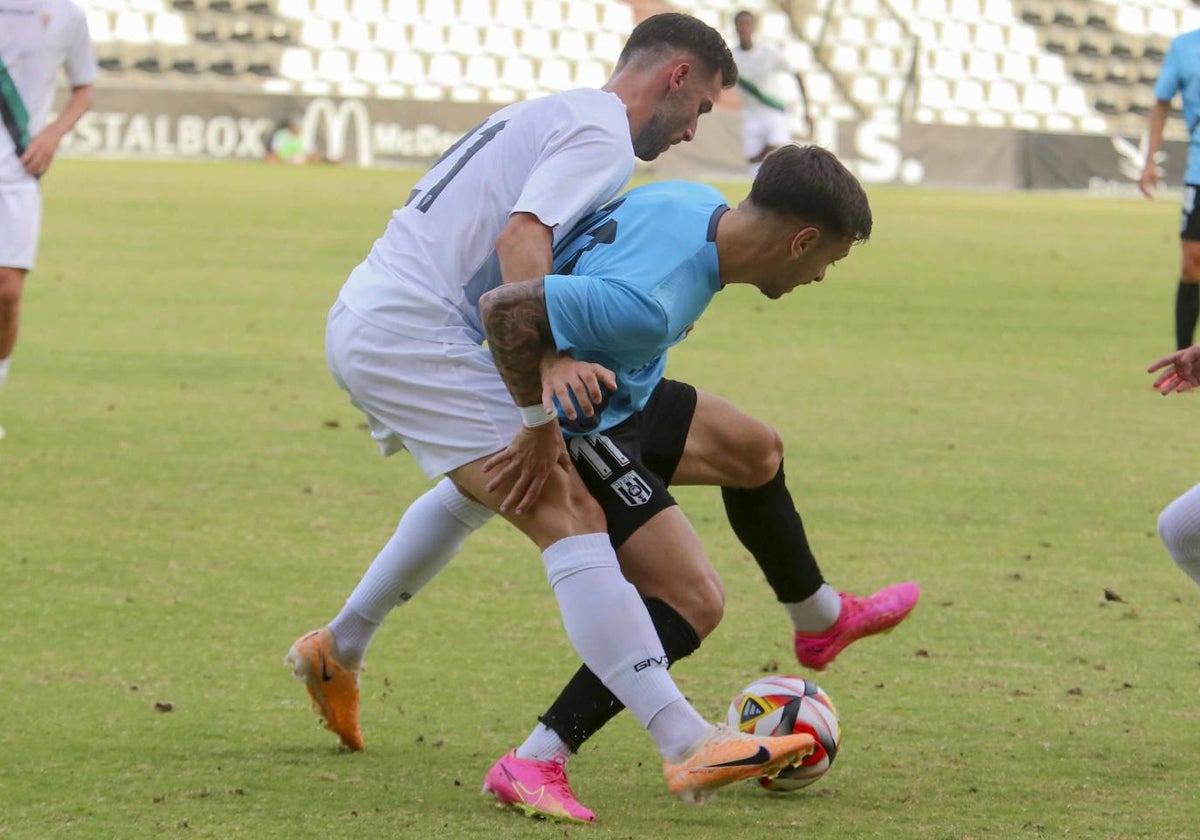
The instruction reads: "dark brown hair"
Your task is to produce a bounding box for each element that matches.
[615,12,738,88]
[751,145,873,242]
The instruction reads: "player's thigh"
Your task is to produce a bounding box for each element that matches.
[670,389,782,488]
[763,109,792,149]
[617,506,724,637]
[0,187,41,274]
[741,113,771,160]
[449,456,607,551]
[325,300,518,479]
[567,424,676,549]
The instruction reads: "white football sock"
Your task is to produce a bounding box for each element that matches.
[1158,484,1200,588]
[516,723,572,762]
[0,357,10,391]
[785,583,843,632]
[542,534,708,759]
[329,478,493,665]
[646,698,711,762]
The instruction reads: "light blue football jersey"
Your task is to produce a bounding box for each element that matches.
[1156,29,1200,184]
[543,181,728,436]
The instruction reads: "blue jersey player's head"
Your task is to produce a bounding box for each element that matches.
[722,144,873,299]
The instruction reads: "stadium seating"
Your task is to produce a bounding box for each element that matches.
[76,0,1195,140]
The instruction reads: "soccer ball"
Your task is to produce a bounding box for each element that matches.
[726,675,841,791]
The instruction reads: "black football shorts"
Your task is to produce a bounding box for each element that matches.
[566,379,698,548]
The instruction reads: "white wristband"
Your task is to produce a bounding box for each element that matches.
[520,404,556,428]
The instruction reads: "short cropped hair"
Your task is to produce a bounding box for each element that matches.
[615,12,738,89]
[750,145,873,242]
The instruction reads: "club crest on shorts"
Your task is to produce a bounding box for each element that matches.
[610,471,652,506]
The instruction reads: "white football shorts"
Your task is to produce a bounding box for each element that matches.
[741,108,793,161]
[0,185,42,270]
[325,296,522,480]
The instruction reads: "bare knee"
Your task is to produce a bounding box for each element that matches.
[729,422,784,488]
[662,568,725,639]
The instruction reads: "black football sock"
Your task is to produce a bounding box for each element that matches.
[721,459,825,603]
[1177,281,1199,350]
[539,597,700,753]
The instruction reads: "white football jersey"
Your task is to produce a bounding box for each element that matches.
[340,88,634,345]
[732,43,790,114]
[0,0,97,186]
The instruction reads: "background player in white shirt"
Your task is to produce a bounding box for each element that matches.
[0,0,96,439]
[287,13,817,804]
[732,8,812,175]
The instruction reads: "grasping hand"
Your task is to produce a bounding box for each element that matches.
[539,353,616,420]
[481,423,570,515]
[1148,345,1200,395]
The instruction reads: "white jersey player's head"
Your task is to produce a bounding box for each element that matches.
[734,10,757,51]
[720,145,873,300]
[604,13,738,162]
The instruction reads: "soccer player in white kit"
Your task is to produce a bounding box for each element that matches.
[731,9,812,175]
[286,13,816,805]
[0,0,96,439]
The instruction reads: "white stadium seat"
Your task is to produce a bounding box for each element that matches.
[385,0,419,17]
[557,29,589,58]
[373,20,409,51]
[463,53,499,86]
[537,57,572,91]
[597,0,632,33]
[426,52,463,87]
[986,79,1020,112]
[315,48,353,82]
[520,27,554,59]
[446,23,482,55]
[501,55,537,91]
[113,11,151,43]
[150,11,188,44]
[337,19,372,51]
[278,46,316,82]
[354,49,390,84]
[493,0,529,24]
[966,51,1000,81]
[86,10,114,42]
[300,18,336,49]
[483,25,519,57]
[349,0,385,21]
[574,58,608,88]
[312,0,348,20]
[528,0,564,28]
[409,20,446,53]
[459,0,493,20]
[276,0,310,19]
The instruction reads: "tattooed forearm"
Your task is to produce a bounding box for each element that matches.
[480,279,556,406]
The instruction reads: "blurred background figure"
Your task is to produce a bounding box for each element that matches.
[0,0,97,441]
[1139,25,1200,350]
[265,115,317,164]
[731,8,812,177]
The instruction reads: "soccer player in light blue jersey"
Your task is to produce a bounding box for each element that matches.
[1140,28,1200,349]
[478,145,920,822]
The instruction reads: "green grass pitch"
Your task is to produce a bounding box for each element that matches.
[2,158,1198,839]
